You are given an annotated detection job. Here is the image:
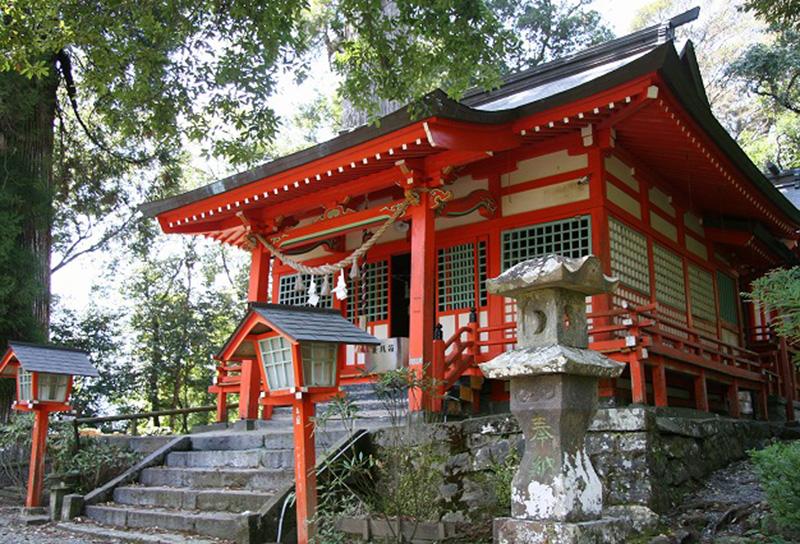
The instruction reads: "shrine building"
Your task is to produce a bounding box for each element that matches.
[141,10,800,423]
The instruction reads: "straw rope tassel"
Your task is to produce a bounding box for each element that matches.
[247,193,414,277]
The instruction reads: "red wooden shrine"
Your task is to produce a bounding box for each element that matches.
[143,14,800,423]
[0,342,99,508]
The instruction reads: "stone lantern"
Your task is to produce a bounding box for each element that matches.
[479,255,628,543]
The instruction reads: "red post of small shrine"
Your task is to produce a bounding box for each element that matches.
[238,358,261,420]
[408,190,436,411]
[293,394,317,544]
[26,408,50,508]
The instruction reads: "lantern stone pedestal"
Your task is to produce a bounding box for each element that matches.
[480,255,636,544]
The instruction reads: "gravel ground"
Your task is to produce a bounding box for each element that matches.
[653,455,799,543]
[0,505,120,544]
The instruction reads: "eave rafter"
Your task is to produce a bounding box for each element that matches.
[648,76,797,238]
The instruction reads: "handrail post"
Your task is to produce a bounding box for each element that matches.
[431,323,445,413]
[468,307,479,361]
[628,306,646,405]
[779,336,796,421]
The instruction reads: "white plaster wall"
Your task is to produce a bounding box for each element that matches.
[502,179,589,216]
[504,150,587,186]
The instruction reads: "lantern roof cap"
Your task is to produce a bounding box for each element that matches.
[218,303,381,360]
[3,341,99,377]
[250,303,382,345]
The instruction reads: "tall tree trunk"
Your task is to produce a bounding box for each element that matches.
[0,66,58,422]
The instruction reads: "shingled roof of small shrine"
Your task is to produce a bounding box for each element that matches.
[5,341,99,377]
[250,303,381,344]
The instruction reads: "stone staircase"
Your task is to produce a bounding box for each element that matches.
[64,383,400,543]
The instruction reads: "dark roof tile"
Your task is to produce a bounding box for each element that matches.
[6,342,99,377]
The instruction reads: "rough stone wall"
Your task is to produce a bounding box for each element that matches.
[371,407,788,525]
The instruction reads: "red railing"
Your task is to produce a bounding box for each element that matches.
[436,302,797,419]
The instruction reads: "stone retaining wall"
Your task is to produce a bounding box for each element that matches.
[371,407,795,525]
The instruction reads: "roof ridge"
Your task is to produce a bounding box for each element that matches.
[249,302,342,315]
[8,340,90,355]
[462,7,700,107]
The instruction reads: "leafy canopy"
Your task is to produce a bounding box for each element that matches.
[0,1,517,165]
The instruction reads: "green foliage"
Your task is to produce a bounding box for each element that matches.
[747,267,800,345]
[126,237,245,430]
[0,414,138,495]
[48,427,139,494]
[489,0,613,71]
[751,441,800,532]
[730,30,800,117]
[741,0,800,29]
[50,305,130,417]
[313,449,376,544]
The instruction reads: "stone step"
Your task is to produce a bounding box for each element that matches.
[167,448,294,470]
[114,485,272,512]
[139,466,291,490]
[61,521,227,543]
[85,504,247,540]
[189,430,347,451]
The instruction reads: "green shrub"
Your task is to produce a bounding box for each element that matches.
[751,440,800,532]
[0,414,139,495]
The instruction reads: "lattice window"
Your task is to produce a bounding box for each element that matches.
[478,241,488,307]
[609,217,650,295]
[689,264,717,323]
[501,216,591,270]
[717,272,739,325]
[347,260,389,322]
[37,373,68,402]
[301,342,337,387]
[278,273,334,308]
[653,243,685,312]
[259,336,295,390]
[18,368,32,401]
[438,242,488,311]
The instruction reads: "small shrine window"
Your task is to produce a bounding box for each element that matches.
[609,217,650,296]
[501,215,591,270]
[258,336,295,390]
[37,373,68,402]
[278,273,334,308]
[347,260,389,323]
[717,272,739,325]
[437,241,487,311]
[18,368,32,402]
[301,342,338,387]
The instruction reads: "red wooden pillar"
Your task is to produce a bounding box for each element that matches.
[431,326,445,413]
[628,313,647,404]
[248,245,271,303]
[694,372,709,412]
[216,391,228,423]
[727,380,741,418]
[293,395,317,544]
[25,409,49,508]
[408,191,436,412]
[757,386,769,421]
[238,359,260,420]
[652,361,669,407]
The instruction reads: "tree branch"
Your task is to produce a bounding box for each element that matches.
[51,211,139,273]
[55,49,158,166]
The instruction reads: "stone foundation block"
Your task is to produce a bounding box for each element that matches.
[494,516,642,544]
